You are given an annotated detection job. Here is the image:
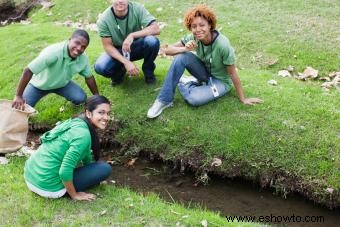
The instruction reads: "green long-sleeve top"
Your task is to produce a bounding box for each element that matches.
[24,118,93,192]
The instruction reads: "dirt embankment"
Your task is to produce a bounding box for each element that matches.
[28,121,339,209]
[0,0,38,24]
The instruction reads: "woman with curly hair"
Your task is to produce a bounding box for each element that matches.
[147,4,262,118]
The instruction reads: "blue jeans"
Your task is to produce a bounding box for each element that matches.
[23,81,87,107]
[94,36,160,82]
[73,161,112,192]
[157,52,230,106]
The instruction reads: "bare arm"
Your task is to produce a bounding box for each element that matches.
[122,22,160,53]
[12,68,33,110]
[63,181,96,201]
[162,41,197,56]
[228,65,263,105]
[85,76,99,95]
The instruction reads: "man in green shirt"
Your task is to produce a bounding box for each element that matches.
[94,0,160,85]
[12,29,99,110]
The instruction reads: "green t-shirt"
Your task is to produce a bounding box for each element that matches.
[28,41,92,90]
[181,31,236,88]
[24,118,93,192]
[97,2,156,47]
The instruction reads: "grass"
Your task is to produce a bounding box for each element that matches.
[0,157,255,226]
[0,0,339,223]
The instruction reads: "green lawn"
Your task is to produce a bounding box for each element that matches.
[0,0,339,224]
[1,157,255,226]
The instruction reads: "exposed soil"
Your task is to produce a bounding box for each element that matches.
[27,122,340,209]
[105,157,340,226]
[0,0,37,24]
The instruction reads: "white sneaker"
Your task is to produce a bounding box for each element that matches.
[147,99,173,118]
[179,75,198,84]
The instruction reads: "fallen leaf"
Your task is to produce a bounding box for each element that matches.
[170,210,181,215]
[211,157,222,167]
[267,58,278,66]
[0,157,9,165]
[287,65,294,72]
[99,210,107,216]
[319,77,331,81]
[267,79,278,86]
[1,20,8,26]
[40,0,55,9]
[321,75,340,89]
[278,70,291,77]
[299,66,318,80]
[201,219,208,227]
[326,188,334,194]
[328,71,339,78]
[126,158,137,167]
[20,20,31,25]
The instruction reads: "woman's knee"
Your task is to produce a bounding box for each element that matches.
[174,52,195,64]
[97,162,112,179]
[184,95,205,107]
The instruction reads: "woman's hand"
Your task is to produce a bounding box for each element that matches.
[71,192,96,201]
[185,40,197,51]
[241,98,263,105]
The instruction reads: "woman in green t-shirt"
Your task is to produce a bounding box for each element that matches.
[147,4,263,118]
[24,95,112,201]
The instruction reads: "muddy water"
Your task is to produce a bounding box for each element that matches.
[108,158,339,226]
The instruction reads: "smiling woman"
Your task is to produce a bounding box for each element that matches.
[147,4,263,119]
[24,95,112,201]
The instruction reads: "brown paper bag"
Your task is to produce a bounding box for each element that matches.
[0,100,36,154]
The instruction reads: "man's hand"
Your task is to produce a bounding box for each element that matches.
[12,95,26,110]
[241,98,263,105]
[123,60,139,76]
[71,192,96,201]
[122,34,134,53]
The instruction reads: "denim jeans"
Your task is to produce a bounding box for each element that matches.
[23,81,87,107]
[157,52,230,106]
[94,36,160,82]
[73,161,112,192]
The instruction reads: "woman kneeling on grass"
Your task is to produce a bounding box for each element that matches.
[24,95,112,201]
[147,4,263,118]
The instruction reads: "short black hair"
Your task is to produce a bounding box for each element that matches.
[71,29,90,44]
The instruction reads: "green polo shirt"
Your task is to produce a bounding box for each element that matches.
[28,41,92,90]
[24,118,93,192]
[181,31,236,89]
[97,2,156,47]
